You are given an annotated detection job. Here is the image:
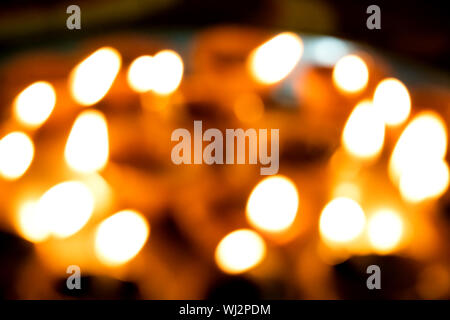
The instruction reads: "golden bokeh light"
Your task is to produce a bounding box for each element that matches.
[367,209,404,254]
[151,50,184,95]
[342,100,385,159]
[249,32,303,85]
[373,78,411,126]
[319,197,366,244]
[332,55,369,93]
[95,210,150,267]
[127,55,155,93]
[69,47,121,106]
[13,81,56,128]
[389,111,447,184]
[37,181,95,238]
[65,110,109,174]
[17,201,50,243]
[0,131,34,180]
[215,229,266,274]
[246,175,299,233]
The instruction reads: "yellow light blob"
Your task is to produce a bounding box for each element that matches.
[373,78,411,126]
[233,93,264,123]
[319,197,366,244]
[17,201,50,243]
[215,229,266,274]
[95,210,150,267]
[389,111,447,184]
[246,175,299,233]
[69,47,121,106]
[332,55,369,93]
[368,209,404,254]
[0,132,34,180]
[151,50,184,95]
[249,32,303,85]
[342,100,385,159]
[14,81,56,128]
[399,159,449,203]
[127,55,155,93]
[38,181,95,238]
[65,110,109,173]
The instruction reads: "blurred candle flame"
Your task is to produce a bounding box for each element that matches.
[17,201,49,243]
[246,175,299,233]
[65,110,109,174]
[127,55,155,93]
[215,229,266,274]
[342,100,385,160]
[37,181,95,238]
[151,50,184,95]
[248,32,303,85]
[389,111,448,201]
[0,131,34,180]
[13,81,56,128]
[373,78,411,126]
[319,197,366,245]
[69,47,121,106]
[367,209,404,254]
[332,54,369,94]
[95,210,150,267]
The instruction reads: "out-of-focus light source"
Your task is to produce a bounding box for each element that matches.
[249,32,303,85]
[319,197,366,244]
[151,50,184,95]
[17,201,49,243]
[14,81,56,128]
[367,209,404,254]
[399,159,449,202]
[215,229,266,274]
[69,47,121,106]
[246,175,299,233]
[332,55,369,93]
[0,132,34,180]
[95,210,150,267]
[38,181,95,238]
[389,111,447,184]
[310,36,350,67]
[342,100,385,159]
[373,78,411,126]
[65,110,109,174]
[127,55,155,93]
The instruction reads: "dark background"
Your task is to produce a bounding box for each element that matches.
[0,0,449,70]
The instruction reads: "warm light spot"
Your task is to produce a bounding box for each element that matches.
[246,175,299,233]
[38,181,95,238]
[389,111,447,184]
[333,182,361,202]
[151,50,183,95]
[69,47,121,106]
[127,55,155,93]
[215,229,266,274]
[399,159,449,203]
[367,209,404,254]
[65,110,109,173]
[14,81,56,128]
[373,78,411,126]
[233,93,264,123]
[0,132,34,180]
[332,55,369,93]
[342,100,385,159]
[95,210,150,266]
[17,201,50,243]
[319,197,366,244]
[249,32,303,85]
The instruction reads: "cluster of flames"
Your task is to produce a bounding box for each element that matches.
[0,32,448,277]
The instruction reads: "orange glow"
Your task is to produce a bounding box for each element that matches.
[69,47,121,106]
[215,229,266,274]
[0,132,34,180]
[367,209,404,254]
[249,32,303,85]
[14,81,56,128]
[332,55,369,93]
